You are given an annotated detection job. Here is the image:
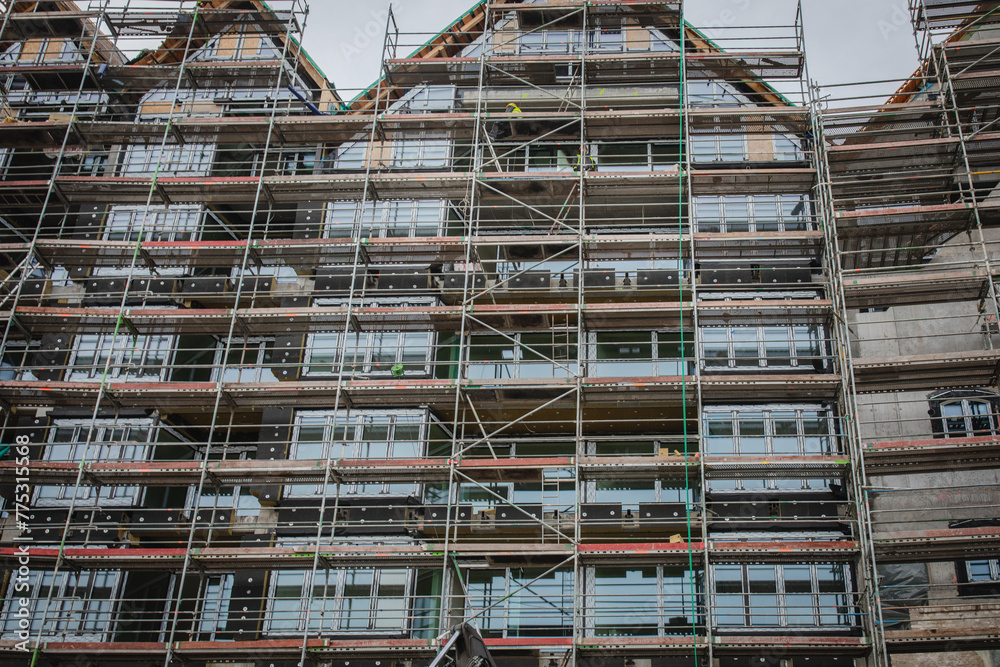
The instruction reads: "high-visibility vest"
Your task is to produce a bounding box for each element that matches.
[506,103,522,114]
[575,150,596,170]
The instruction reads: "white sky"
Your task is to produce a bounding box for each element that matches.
[302,0,921,103]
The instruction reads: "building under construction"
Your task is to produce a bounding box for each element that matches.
[0,0,999,665]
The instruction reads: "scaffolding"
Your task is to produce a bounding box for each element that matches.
[0,0,998,666]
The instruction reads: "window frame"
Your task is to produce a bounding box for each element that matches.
[702,405,839,457]
[929,389,1000,438]
[584,565,703,637]
[1,569,122,642]
[699,325,827,371]
[303,306,435,379]
[67,331,175,382]
[34,419,155,507]
[694,195,812,233]
[265,568,413,636]
[324,199,447,239]
[286,409,428,497]
[710,562,854,630]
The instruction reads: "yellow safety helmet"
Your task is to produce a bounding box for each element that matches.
[505,103,521,113]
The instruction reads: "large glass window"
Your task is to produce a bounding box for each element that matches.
[467,332,579,380]
[215,337,279,384]
[694,195,810,233]
[35,420,154,506]
[393,138,450,169]
[325,200,447,238]
[68,333,173,382]
[703,406,838,456]
[591,331,694,377]
[306,328,433,378]
[287,410,425,496]
[692,132,747,162]
[105,205,203,242]
[942,399,999,437]
[267,569,410,635]
[700,326,826,370]
[712,563,853,630]
[589,566,701,636]
[467,568,573,638]
[1,570,119,641]
[122,143,215,177]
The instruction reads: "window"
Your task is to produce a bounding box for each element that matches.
[704,407,838,456]
[392,86,457,113]
[2,570,119,641]
[68,333,173,382]
[590,478,694,510]
[455,469,576,516]
[588,566,702,636]
[198,575,234,640]
[688,80,748,107]
[325,200,446,238]
[306,327,433,378]
[518,28,582,54]
[929,390,1000,438]
[712,563,853,629]
[215,337,279,384]
[590,331,694,377]
[392,138,450,169]
[268,569,410,635]
[287,410,425,496]
[965,559,1000,583]
[467,568,573,637]
[700,326,826,370]
[467,332,579,380]
[774,134,804,161]
[35,420,154,506]
[692,132,747,162]
[123,143,215,177]
[105,206,202,242]
[694,195,811,233]
[597,141,680,172]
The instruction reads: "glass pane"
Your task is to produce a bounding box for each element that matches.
[508,569,572,636]
[738,414,767,455]
[772,412,799,454]
[695,197,721,233]
[723,197,749,232]
[763,327,792,366]
[714,565,744,626]
[817,564,850,626]
[594,332,653,376]
[593,567,658,636]
[802,411,832,454]
[747,565,779,627]
[706,416,735,455]
[702,329,730,367]
[270,572,305,632]
[732,329,759,366]
[342,570,374,631]
[783,565,815,626]
[467,570,506,635]
[373,570,407,630]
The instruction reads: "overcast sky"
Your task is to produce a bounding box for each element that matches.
[301,0,921,102]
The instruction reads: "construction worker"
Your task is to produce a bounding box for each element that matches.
[574,144,597,172]
[488,102,522,142]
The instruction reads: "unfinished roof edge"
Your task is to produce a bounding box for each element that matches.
[345,0,797,112]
